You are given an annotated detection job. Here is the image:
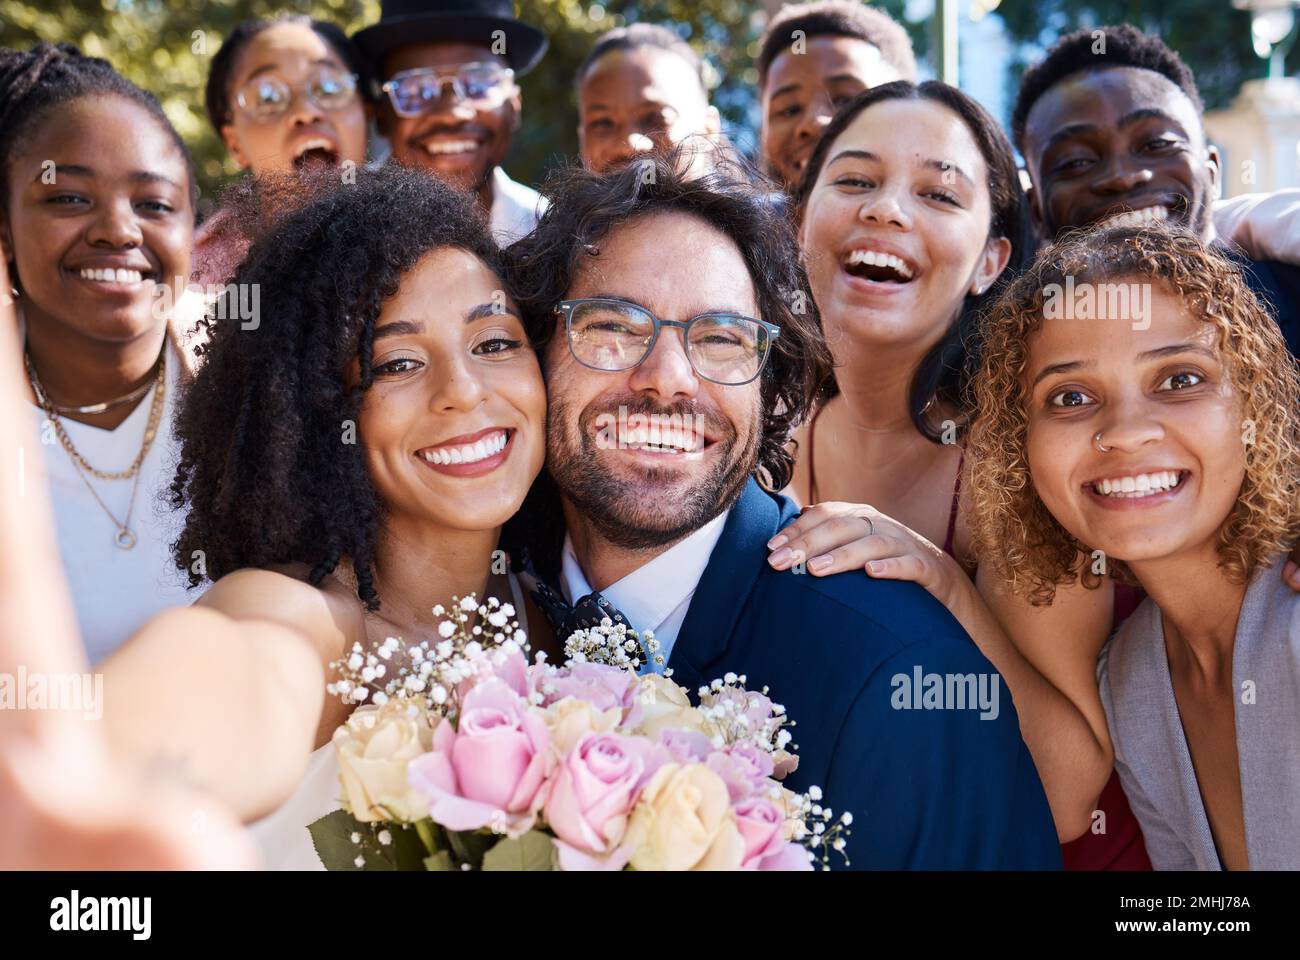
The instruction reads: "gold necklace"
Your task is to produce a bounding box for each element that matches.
[27,349,166,480]
[48,372,157,416]
[26,349,167,549]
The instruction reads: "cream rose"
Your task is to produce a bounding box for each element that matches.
[627,675,715,740]
[626,763,745,870]
[333,700,436,822]
[543,697,622,755]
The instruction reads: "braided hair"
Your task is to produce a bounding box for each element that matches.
[0,43,196,212]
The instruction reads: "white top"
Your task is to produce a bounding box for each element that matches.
[27,339,195,665]
[250,571,530,870]
[559,510,730,675]
[1213,189,1300,264]
[489,166,546,246]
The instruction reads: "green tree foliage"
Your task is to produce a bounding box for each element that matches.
[1,0,921,198]
[996,0,1284,112]
[0,0,379,207]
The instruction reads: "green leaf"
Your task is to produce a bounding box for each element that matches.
[307,810,432,871]
[423,850,456,871]
[481,830,558,871]
[308,809,377,871]
[445,828,496,869]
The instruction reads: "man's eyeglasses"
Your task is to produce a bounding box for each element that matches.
[382,63,517,117]
[556,298,780,387]
[233,66,360,122]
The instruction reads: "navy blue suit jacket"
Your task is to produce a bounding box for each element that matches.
[666,479,1062,870]
[1238,255,1300,360]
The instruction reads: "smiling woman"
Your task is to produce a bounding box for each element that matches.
[0,43,203,663]
[968,226,1300,870]
[167,165,549,868]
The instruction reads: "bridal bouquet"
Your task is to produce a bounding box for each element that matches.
[308,594,850,871]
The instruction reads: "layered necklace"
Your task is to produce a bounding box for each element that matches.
[25,347,167,550]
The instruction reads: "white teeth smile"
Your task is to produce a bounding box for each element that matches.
[423,139,478,155]
[1092,470,1183,498]
[1099,205,1170,230]
[618,426,702,454]
[79,267,144,283]
[845,249,914,279]
[419,430,508,466]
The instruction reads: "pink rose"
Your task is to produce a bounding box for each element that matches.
[706,742,776,802]
[544,732,659,870]
[542,662,638,713]
[408,678,552,834]
[756,841,815,871]
[735,797,811,870]
[658,728,714,764]
[487,642,533,699]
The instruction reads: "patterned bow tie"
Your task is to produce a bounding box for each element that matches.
[525,574,634,642]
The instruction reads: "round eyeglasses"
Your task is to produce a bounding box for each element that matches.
[557,298,780,387]
[233,66,359,122]
[382,63,516,117]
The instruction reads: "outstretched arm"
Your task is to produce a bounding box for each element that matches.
[770,501,1114,840]
[0,255,263,867]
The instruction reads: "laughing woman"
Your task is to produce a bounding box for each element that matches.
[968,227,1300,869]
[193,15,372,286]
[769,81,1140,852]
[0,44,202,662]
[168,165,548,867]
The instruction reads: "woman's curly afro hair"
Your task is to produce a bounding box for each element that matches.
[968,225,1300,604]
[170,165,504,610]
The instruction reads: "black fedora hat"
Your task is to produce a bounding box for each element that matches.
[354,0,549,76]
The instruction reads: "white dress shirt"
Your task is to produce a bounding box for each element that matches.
[559,511,730,674]
[489,166,547,246]
[1214,189,1300,264]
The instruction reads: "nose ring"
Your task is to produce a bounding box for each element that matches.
[1093,430,1110,453]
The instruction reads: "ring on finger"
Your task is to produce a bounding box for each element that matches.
[865,516,875,537]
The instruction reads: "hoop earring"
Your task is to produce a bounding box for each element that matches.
[1093,431,1110,453]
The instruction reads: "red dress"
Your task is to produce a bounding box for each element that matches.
[1060,582,1153,870]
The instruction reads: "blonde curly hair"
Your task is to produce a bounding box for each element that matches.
[968,226,1300,604]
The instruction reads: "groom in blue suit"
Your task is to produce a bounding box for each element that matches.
[508,153,1062,870]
